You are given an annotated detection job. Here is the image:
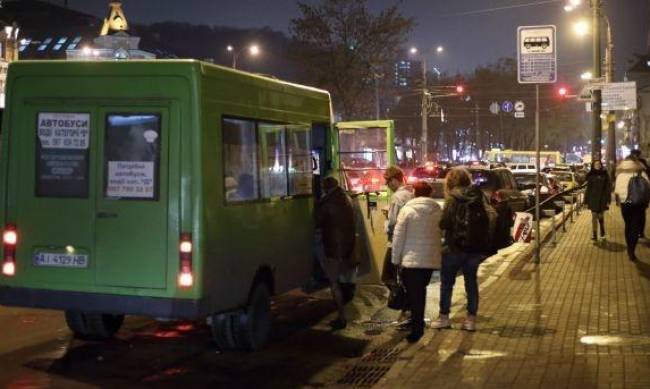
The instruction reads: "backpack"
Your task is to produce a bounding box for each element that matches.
[451,186,495,254]
[491,200,514,252]
[626,173,650,206]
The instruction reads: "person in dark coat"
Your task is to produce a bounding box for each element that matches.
[584,160,611,240]
[315,176,356,330]
[630,149,650,239]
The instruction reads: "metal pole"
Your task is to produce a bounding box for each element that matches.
[535,84,541,264]
[475,103,481,159]
[232,52,237,69]
[374,76,380,120]
[591,0,603,162]
[605,17,616,182]
[421,57,428,162]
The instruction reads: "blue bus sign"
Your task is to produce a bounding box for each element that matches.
[517,25,557,84]
[502,101,514,113]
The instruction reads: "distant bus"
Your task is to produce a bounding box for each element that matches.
[484,149,561,168]
[0,59,393,351]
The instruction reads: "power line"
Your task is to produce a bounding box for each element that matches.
[437,0,563,18]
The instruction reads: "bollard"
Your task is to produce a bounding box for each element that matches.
[555,200,567,232]
[563,195,574,223]
[574,193,581,216]
[543,209,557,246]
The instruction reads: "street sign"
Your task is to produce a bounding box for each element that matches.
[601,81,637,110]
[578,86,594,102]
[489,102,500,115]
[514,112,525,119]
[514,101,525,112]
[517,25,557,84]
[502,101,514,113]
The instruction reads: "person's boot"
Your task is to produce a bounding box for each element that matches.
[600,225,606,240]
[461,315,477,332]
[628,247,638,261]
[430,314,451,329]
[592,232,597,241]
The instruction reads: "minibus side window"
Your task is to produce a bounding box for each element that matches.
[104,114,160,200]
[287,125,312,196]
[258,123,288,198]
[223,118,260,203]
[35,112,90,198]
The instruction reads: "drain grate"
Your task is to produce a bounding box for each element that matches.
[337,345,403,387]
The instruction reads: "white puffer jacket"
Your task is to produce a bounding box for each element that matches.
[615,159,649,202]
[391,197,442,269]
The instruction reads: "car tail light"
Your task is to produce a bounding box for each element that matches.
[2,224,17,276]
[407,176,417,184]
[177,232,193,288]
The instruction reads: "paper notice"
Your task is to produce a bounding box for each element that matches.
[106,161,155,198]
[38,112,90,149]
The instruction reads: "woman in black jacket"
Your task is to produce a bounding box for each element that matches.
[584,160,611,240]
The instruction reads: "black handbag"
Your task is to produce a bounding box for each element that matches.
[387,284,407,310]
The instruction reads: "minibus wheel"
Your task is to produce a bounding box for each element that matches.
[210,312,237,351]
[64,311,124,340]
[234,282,272,351]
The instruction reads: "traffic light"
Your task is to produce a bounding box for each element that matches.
[558,87,568,97]
[456,85,465,94]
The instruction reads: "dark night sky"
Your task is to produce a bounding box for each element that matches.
[47,0,649,83]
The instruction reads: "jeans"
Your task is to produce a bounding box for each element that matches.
[621,203,645,257]
[591,211,605,237]
[401,268,433,334]
[440,252,483,316]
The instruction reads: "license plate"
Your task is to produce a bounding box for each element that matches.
[32,252,89,268]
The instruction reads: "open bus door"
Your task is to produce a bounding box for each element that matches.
[332,120,395,284]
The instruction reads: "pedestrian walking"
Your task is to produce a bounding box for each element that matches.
[382,166,414,328]
[315,176,357,330]
[584,160,611,241]
[432,167,495,332]
[630,149,650,239]
[391,182,442,343]
[615,158,650,261]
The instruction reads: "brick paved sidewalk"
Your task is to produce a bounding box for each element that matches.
[377,207,650,389]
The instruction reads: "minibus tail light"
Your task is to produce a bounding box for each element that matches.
[178,232,193,288]
[2,224,17,276]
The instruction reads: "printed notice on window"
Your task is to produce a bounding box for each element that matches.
[38,112,90,149]
[106,161,155,198]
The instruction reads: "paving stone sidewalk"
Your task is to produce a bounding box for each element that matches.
[376,206,650,389]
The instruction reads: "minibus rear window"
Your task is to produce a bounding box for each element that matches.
[104,114,161,200]
[35,112,90,198]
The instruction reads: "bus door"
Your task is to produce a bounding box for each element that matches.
[94,109,170,289]
[333,120,394,284]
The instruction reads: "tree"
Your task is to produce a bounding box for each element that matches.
[289,0,414,120]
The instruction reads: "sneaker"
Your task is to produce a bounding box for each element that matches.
[430,316,451,329]
[462,317,476,332]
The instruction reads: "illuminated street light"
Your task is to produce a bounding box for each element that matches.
[573,20,590,36]
[564,5,574,12]
[436,45,444,53]
[617,121,625,129]
[569,0,582,6]
[227,44,261,69]
[580,71,593,80]
[409,47,418,54]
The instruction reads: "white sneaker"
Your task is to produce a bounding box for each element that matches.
[430,316,451,329]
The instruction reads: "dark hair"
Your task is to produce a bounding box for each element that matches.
[413,181,432,197]
[444,167,472,196]
[631,149,642,158]
[383,166,404,182]
[322,176,339,192]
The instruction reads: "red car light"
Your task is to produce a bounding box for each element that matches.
[2,224,17,277]
[178,232,193,288]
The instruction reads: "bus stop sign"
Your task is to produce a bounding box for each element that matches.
[517,25,557,84]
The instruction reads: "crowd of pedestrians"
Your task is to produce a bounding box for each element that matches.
[315,149,650,343]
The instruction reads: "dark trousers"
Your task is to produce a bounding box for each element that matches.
[440,252,483,316]
[401,268,433,334]
[621,203,645,257]
[641,208,647,237]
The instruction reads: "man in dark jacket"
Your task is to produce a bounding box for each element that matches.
[315,176,356,330]
[630,150,650,239]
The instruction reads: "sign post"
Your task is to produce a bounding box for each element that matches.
[518,25,557,264]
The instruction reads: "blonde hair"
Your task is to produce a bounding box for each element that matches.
[444,167,472,197]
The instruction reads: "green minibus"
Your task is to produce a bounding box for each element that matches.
[0,59,394,350]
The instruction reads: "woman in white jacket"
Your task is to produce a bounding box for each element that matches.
[391,181,442,343]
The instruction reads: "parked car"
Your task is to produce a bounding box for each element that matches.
[406,164,447,199]
[507,163,537,174]
[468,168,529,212]
[513,172,562,213]
[549,170,578,191]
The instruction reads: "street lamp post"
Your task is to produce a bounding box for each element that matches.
[590,1,603,163]
[227,44,259,70]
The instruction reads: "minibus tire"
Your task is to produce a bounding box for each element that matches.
[210,313,237,351]
[65,311,123,340]
[234,282,271,351]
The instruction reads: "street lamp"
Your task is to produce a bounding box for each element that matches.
[409,45,445,162]
[573,19,590,36]
[580,71,593,80]
[227,44,260,69]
